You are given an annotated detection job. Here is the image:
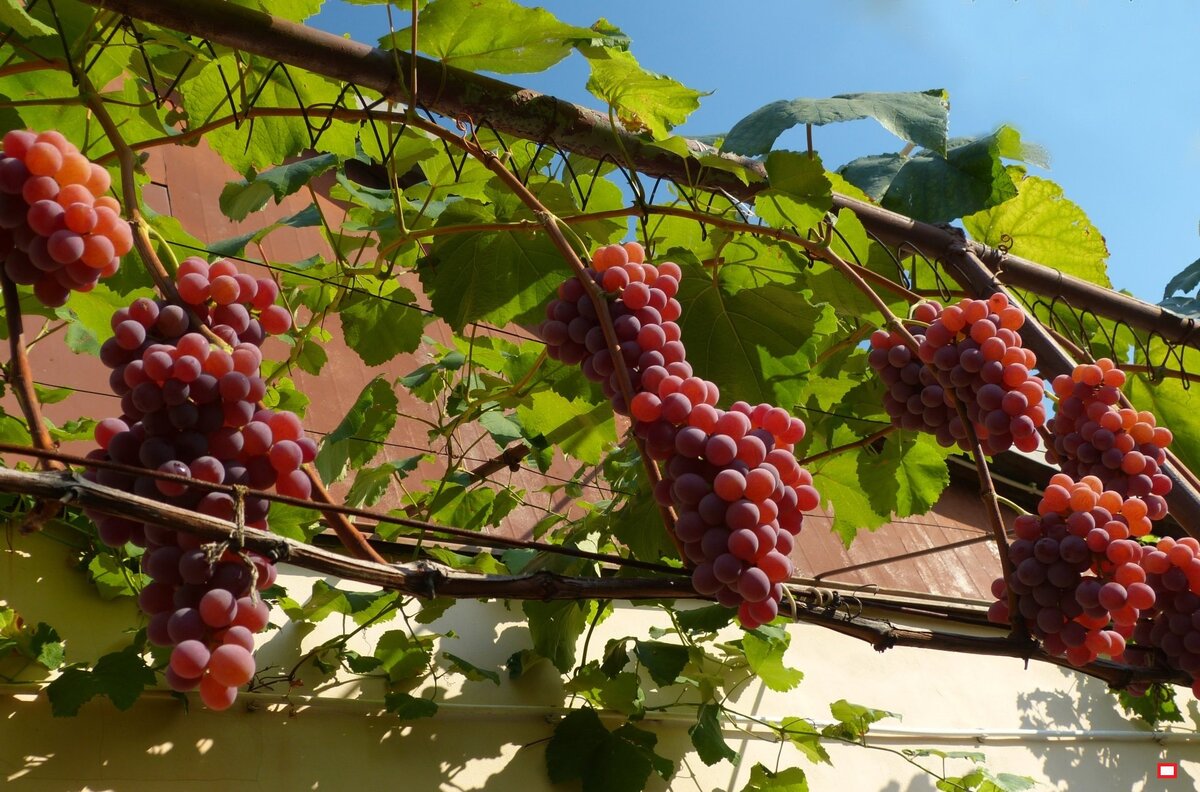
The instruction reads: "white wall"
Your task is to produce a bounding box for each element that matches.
[4,531,1200,791]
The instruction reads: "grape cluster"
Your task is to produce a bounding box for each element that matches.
[538,242,682,416]
[870,295,1047,455]
[0,129,130,306]
[174,256,292,346]
[989,474,1157,667]
[1048,359,1172,510]
[1133,536,1200,697]
[88,257,310,709]
[538,243,819,628]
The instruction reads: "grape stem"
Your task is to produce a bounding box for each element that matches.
[795,425,895,467]
[952,399,1026,643]
[0,271,65,532]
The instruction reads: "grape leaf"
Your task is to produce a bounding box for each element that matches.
[777,718,832,765]
[824,699,898,740]
[677,268,836,407]
[47,645,155,716]
[266,501,323,542]
[338,284,427,366]
[740,763,809,792]
[753,151,832,236]
[517,390,615,465]
[0,0,54,37]
[963,174,1111,287]
[689,704,736,766]
[546,708,673,792]
[633,640,688,686]
[676,604,737,633]
[1162,255,1200,300]
[420,229,568,331]
[219,153,338,221]
[742,626,804,692]
[384,691,438,720]
[315,377,398,483]
[523,599,590,673]
[87,554,144,600]
[184,55,357,173]
[444,652,500,685]
[723,90,949,156]
[582,48,704,140]
[811,447,891,547]
[858,432,951,519]
[384,0,595,74]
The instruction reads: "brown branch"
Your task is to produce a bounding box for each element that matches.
[0,465,1188,688]
[0,273,64,533]
[0,442,680,575]
[797,425,894,467]
[301,462,388,564]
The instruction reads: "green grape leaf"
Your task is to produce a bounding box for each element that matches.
[478,410,524,447]
[777,718,832,765]
[282,580,400,626]
[1116,683,1184,727]
[263,376,311,417]
[0,0,54,37]
[754,151,832,235]
[384,0,595,74]
[420,229,567,331]
[266,500,323,542]
[523,599,590,673]
[208,203,323,258]
[57,284,155,356]
[633,640,689,686]
[858,432,951,519]
[582,48,704,139]
[677,267,837,407]
[87,554,145,600]
[546,708,673,792]
[825,699,898,741]
[444,652,501,685]
[676,604,737,633]
[315,377,398,483]
[517,390,615,466]
[183,55,357,173]
[689,704,736,766]
[724,90,949,156]
[1162,255,1200,300]
[963,174,1111,287]
[218,153,338,220]
[47,645,155,716]
[338,284,427,366]
[742,626,804,692]
[374,630,435,685]
[841,125,1046,224]
[384,691,438,720]
[811,446,891,547]
[740,763,809,792]
[345,455,424,508]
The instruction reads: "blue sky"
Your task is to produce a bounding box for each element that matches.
[312,0,1200,304]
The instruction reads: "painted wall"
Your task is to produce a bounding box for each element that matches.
[4,529,1199,792]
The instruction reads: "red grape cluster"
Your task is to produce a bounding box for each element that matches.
[87,257,311,709]
[0,129,130,306]
[1048,359,1172,510]
[538,243,819,628]
[1133,536,1200,697]
[538,242,682,416]
[173,256,292,346]
[869,295,1047,455]
[989,474,1157,667]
